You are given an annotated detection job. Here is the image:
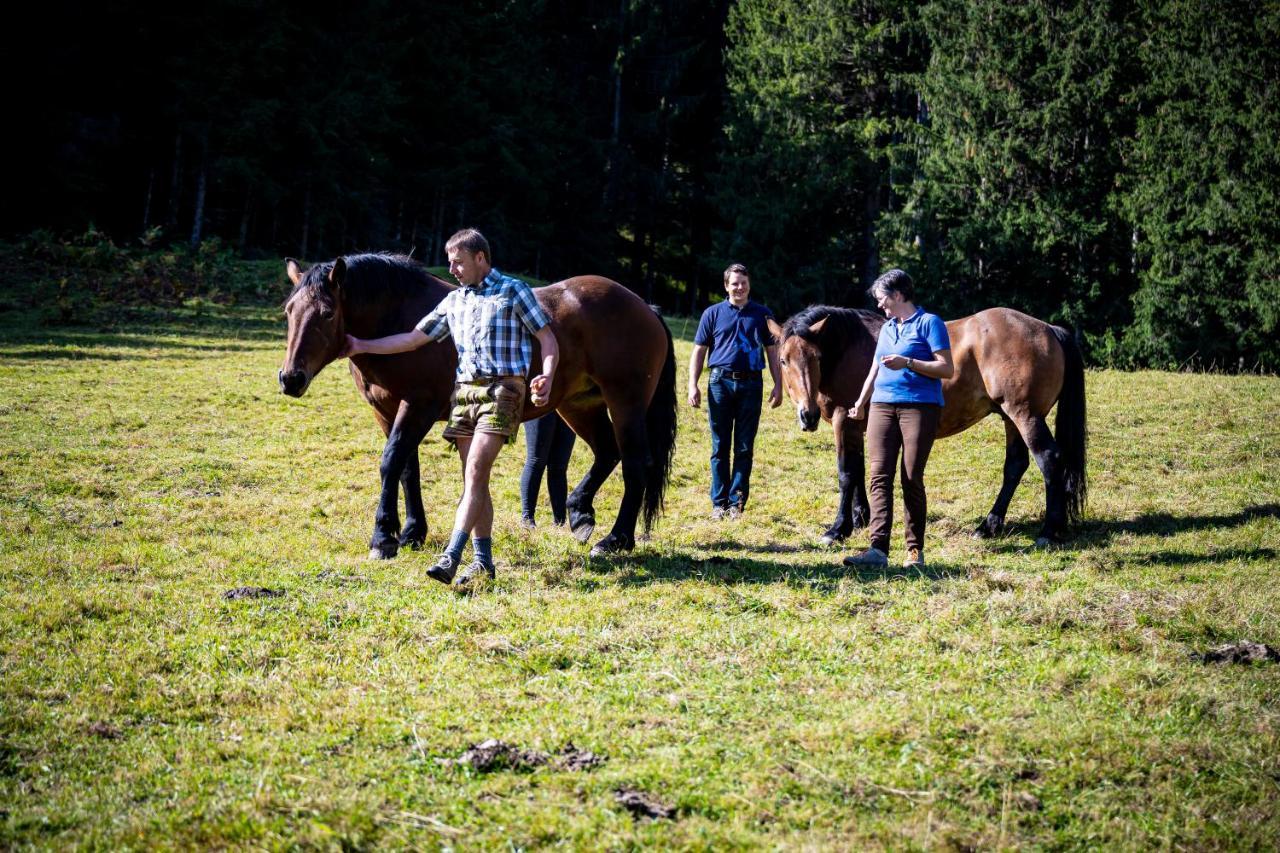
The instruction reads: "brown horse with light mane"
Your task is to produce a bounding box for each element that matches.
[769,306,1086,546]
[279,254,677,559]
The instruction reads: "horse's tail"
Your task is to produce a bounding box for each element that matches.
[1051,325,1088,525]
[642,313,678,534]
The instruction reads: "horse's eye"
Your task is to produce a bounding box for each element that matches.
[319,309,335,320]
[780,358,788,367]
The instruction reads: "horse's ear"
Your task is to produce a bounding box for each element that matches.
[767,317,785,343]
[285,258,303,286]
[807,317,828,336]
[328,257,347,290]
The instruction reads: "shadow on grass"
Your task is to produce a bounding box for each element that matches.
[0,341,262,361]
[1075,503,1280,545]
[0,304,285,345]
[1139,546,1276,566]
[978,504,1280,556]
[589,549,966,590]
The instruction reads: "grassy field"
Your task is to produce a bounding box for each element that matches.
[1,279,1278,849]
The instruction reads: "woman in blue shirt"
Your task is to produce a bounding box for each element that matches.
[843,269,953,569]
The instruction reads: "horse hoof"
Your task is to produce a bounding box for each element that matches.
[399,538,425,551]
[1033,536,1053,549]
[588,535,633,557]
[571,520,595,544]
[368,547,397,561]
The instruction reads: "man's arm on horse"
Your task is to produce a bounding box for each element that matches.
[342,329,431,358]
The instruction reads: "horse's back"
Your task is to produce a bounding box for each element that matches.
[527,276,668,416]
[947,307,1065,420]
[538,276,666,365]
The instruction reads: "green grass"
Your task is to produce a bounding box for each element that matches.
[1,284,1278,849]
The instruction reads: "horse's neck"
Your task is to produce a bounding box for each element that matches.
[344,284,446,339]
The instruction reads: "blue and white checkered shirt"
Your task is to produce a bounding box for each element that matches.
[415,268,551,380]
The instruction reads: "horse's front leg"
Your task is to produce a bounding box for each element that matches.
[398,443,426,550]
[369,405,429,560]
[821,411,868,545]
[1005,409,1063,546]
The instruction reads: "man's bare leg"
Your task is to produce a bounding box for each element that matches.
[453,431,505,538]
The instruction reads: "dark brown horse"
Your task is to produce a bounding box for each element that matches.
[770,306,1086,546]
[280,254,677,558]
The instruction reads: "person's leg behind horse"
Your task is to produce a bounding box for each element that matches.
[897,404,941,564]
[546,414,576,526]
[728,374,763,512]
[706,369,735,515]
[520,413,557,526]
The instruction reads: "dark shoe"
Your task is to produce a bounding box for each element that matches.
[710,506,728,521]
[426,553,457,585]
[842,547,888,568]
[519,516,537,530]
[727,505,743,520]
[453,560,496,587]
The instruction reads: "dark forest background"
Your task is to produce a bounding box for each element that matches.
[6,0,1277,370]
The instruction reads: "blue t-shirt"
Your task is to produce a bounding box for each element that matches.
[871,308,951,405]
[694,300,777,372]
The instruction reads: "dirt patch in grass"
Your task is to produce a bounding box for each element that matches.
[441,740,607,773]
[614,787,675,820]
[221,586,284,600]
[1199,641,1279,664]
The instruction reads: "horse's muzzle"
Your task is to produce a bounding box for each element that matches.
[797,404,820,432]
[279,368,310,397]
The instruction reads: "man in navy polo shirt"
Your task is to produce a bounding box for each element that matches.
[688,263,783,519]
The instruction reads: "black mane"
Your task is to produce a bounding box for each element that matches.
[781,305,884,376]
[782,305,883,341]
[287,253,453,307]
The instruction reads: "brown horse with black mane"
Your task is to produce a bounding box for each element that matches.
[770,306,1086,546]
[279,254,677,558]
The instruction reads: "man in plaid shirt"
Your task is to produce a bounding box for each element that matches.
[343,229,559,588]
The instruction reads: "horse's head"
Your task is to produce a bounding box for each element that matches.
[279,257,349,397]
[772,316,827,431]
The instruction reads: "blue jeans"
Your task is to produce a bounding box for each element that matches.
[707,368,763,509]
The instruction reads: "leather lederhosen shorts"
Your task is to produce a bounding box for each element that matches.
[441,376,527,444]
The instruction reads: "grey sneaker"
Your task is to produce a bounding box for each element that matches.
[453,560,496,587]
[426,553,457,585]
[727,505,743,520]
[842,547,889,568]
[710,506,728,521]
[902,547,925,568]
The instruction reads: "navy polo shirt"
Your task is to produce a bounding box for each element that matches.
[871,307,951,405]
[694,300,777,372]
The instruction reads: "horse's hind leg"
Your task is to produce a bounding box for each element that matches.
[1006,409,1065,546]
[974,416,1030,538]
[591,403,650,556]
[559,402,620,545]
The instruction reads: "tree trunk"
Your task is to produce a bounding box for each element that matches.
[189,130,209,249]
[238,191,255,255]
[166,131,182,229]
[603,0,626,211]
[142,168,154,233]
[300,184,312,260]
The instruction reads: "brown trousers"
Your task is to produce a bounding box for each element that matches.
[866,403,941,554]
